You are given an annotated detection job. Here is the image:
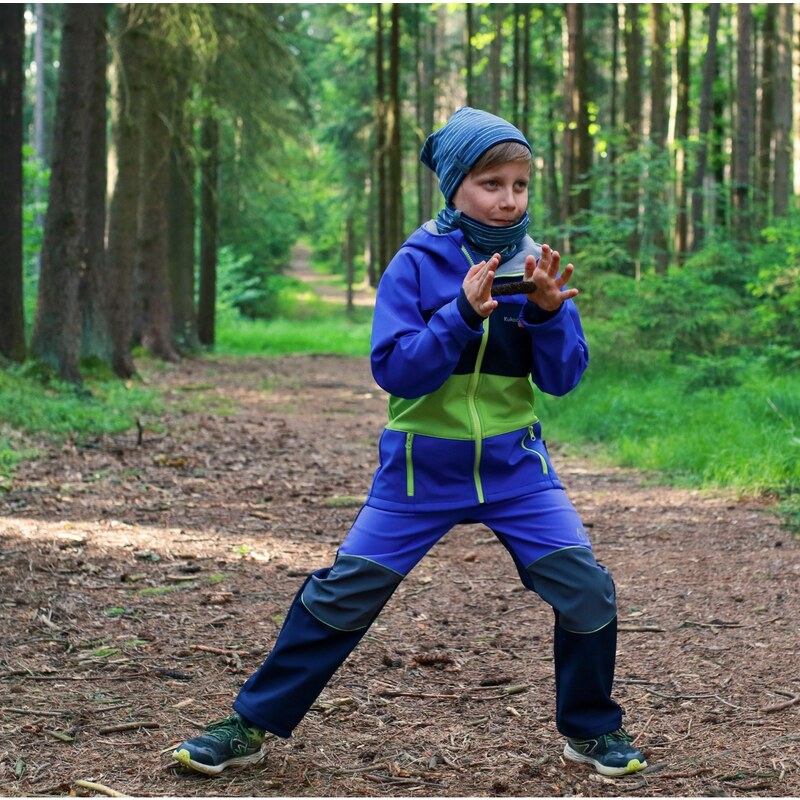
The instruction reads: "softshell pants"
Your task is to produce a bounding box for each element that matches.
[234,488,623,740]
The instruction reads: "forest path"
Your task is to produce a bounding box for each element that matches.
[0,354,798,798]
[289,242,376,307]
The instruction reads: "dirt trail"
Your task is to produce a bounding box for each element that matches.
[1,354,798,798]
[290,244,376,307]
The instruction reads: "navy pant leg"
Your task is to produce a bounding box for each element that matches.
[233,571,365,738]
[553,612,623,738]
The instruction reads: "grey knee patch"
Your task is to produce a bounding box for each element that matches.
[525,546,616,633]
[301,554,403,631]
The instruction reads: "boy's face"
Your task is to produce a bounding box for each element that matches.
[451,160,530,227]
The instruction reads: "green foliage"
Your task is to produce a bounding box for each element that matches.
[214,237,373,357]
[22,146,48,270]
[748,211,800,367]
[216,315,371,358]
[215,246,308,321]
[537,321,800,503]
[290,4,375,277]
[21,146,49,330]
[0,364,161,437]
[625,263,749,359]
[0,365,161,488]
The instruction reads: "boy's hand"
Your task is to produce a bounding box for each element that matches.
[463,253,500,318]
[524,244,579,311]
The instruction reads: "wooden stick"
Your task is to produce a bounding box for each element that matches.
[491,280,536,297]
[760,694,800,713]
[98,722,160,734]
[1,706,68,717]
[618,624,666,632]
[190,644,251,657]
[379,690,459,700]
[74,779,129,797]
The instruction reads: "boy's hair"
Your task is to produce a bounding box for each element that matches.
[471,141,532,173]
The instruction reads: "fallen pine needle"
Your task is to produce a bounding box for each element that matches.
[74,779,129,797]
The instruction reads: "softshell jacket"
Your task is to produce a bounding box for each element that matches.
[367,222,588,512]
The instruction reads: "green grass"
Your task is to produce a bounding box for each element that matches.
[535,322,800,523]
[0,364,162,437]
[0,364,162,488]
[215,313,372,357]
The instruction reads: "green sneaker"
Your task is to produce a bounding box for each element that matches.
[172,713,266,776]
[563,728,647,777]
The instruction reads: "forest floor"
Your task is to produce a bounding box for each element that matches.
[1,356,799,797]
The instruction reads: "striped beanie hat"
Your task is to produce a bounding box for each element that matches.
[419,106,531,206]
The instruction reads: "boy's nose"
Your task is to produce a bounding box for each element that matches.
[499,189,516,208]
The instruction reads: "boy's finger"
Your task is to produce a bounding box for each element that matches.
[524,254,536,278]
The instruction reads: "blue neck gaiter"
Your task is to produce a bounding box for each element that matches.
[435,207,530,264]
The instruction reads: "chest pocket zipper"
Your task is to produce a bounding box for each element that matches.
[522,425,549,475]
[405,433,415,496]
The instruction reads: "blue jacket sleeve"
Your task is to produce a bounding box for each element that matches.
[519,299,589,396]
[370,249,483,399]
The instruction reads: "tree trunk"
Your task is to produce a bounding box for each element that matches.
[465,4,474,107]
[732,3,753,238]
[384,3,404,269]
[772,3,793,217]
[344,215,355,318]
[0,4,26,363]
[366,170,377,288]
[521,5,531,140]
[33,3,46,231]
[80,6,111,365]
[415,6,436,225]
[575,6,592,217]
[488,4,503,116]
[757,4,776,221]
[543,5,560,227]
[649,2,669,273]
[690,3,720,251]
[623,2,643,272]
[609,2,619,147]
[30,6,103,382]
[512,5,521,128]
[607,3,620,216]
[562,4,591,230]
[135,21,179,361]
[649,4,668,150]
[168,65,199,353]
[674,3,691,261]
[106,6,144,378]
[198,113,219,347]
[374,3,389,275]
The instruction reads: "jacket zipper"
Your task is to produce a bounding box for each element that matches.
[461,245,488,504]
[405,433,415,496]
[522,425,549,474]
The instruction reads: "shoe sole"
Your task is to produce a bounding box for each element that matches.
[563,743,647,777]
[172,747,265,776]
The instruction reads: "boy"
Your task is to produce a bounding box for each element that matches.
[172,107,647,779]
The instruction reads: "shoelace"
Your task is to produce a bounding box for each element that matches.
[601,729,633,747]
[204,715,243,741]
